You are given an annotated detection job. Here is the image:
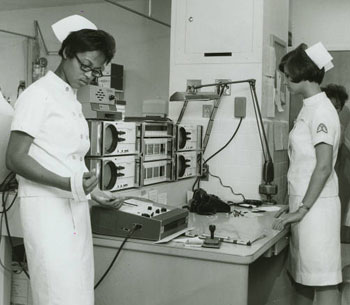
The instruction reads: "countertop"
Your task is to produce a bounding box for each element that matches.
[93,206,289,265]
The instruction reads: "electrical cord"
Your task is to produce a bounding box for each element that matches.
[0,171,29,277]
[0,213,13,273]
[192,116,244,192]
[94,223,142,290]
[2,199,30,278]
[208,169,245,202]
[203,117,243,166]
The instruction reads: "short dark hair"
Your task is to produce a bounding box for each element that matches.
[279,43,325,84]
[58,29,116,64]
[321,83,348,111]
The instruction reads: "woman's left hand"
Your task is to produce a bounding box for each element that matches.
[273,208,308,231]
[91,189,124,209]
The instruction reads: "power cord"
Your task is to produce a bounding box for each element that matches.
[0,213,13,273]
[192,116,243,192]
[208,169,245,202]
[0,171,29,278]
[94,223,142,289]
[203,117,243,166]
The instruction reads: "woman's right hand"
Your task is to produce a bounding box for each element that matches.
[82,170,98,195]
[274,206,289,218]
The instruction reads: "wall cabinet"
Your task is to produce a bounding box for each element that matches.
[172,0,263,64]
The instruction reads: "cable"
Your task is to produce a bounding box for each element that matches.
[0,213,13,273]
[208,169,245,202]
[192,115,243,193]
[203,117,243,166]
[0,173,29,277]
[94,223,142,289]
[2,199,30,278]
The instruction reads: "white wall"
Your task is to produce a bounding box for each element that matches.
[291,0,350,50]
[169,0,289,203]
[0,0,171,116]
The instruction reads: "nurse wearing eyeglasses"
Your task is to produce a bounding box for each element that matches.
[274,43,342,305]
[6,16,120,305]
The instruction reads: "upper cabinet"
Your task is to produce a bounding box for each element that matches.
[171,0,263,64]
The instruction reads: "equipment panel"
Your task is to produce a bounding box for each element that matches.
[87,120,137,156]
[86,155,136,191]
[175,151,203,180]
[175,124,203,151]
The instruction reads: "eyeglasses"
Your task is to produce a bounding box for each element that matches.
[74,55,103,78]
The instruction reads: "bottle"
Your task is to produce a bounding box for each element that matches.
[32,59,41,82]
[17,81,26,98]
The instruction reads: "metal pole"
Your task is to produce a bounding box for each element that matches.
[148,0,152,17]
[0,29,35,40]
[34,21,58,56]
[191,79,255,90]
[104,0,170,28]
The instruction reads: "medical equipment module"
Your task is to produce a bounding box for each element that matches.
[175,151,203,180]
[86,155,136,191]
[87,120,137,157]
[77,85,125,120]
[91,198,189,241]
[137,159,174,186]
[174,124,203,151]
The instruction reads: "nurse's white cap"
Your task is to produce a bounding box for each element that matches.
[305,42,334,71]
[52,15,97,43]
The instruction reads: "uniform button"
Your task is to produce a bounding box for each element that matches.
[72,155,76,160]
[65,87,69,92]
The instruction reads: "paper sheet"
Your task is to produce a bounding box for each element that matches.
[275,71,284,112]
[263,76,275,118]
[256,206,281,212]
[273,121,284,151]
[157,192,167,205]
[263,46,277,77]
[153,227,194,244]
[148,189,158,203]
[282,122,289,149]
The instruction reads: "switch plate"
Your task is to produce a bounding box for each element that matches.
[186,79,202,92]
[200,164,209,181]
[234,97,246,118]
[215,79,231,96]
[202,105,213,118]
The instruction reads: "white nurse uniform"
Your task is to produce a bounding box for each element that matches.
[287,92,342,286]
[11,71,94,305]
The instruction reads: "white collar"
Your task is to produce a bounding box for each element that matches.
[303,92,327,107]
[45,71,75,95]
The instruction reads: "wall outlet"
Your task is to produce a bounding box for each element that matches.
[201,164,209,181]
[202,105,213,118]
[215,79,231,96]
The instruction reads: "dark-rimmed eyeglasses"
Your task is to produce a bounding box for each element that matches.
[74,55,103,78]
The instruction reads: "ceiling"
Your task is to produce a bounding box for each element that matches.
[0,0,133,11]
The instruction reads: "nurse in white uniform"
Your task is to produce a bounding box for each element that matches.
[274,43,342,305]
[6,15,120,305]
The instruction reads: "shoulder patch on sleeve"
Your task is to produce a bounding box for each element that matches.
[316,123,328,133]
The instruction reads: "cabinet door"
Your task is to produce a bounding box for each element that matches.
[172,0,263,64]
